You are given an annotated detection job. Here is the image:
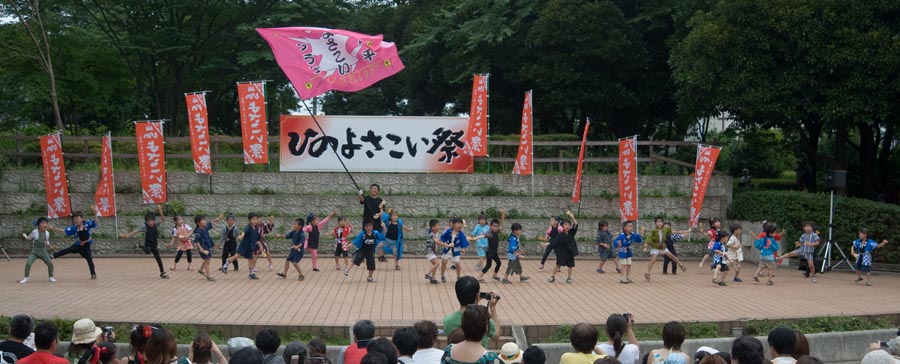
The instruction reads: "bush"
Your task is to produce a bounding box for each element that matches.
[743,316,893,336]
[728,190,900,264]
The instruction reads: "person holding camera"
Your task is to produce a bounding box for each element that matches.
[595,314,639,364]
[443,276,500,349]
[441,305,500,364]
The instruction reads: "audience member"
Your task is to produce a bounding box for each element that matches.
[256,329,284,364]
[442,305,501,364]
[699,355,727,364]
[283,341,309,364]
[412,321,442,364]
[231,347,265,364]
[306,339,330,364]
[731,336,765,364]
[360,353,388,364]
[595,358,622,364]
[143,327,178,364]
[228,338,255,357]
[860,350,895,364]
[339,320,375,364]
[648,322,690,364]
[695,347,720,364]
[97,342,119,364]
[767,327,797,364]
[595,315,639,364]
[794,356,822,364]
[791,332,809,360]
[67,319,103,364]
[0,314,35,364]
[447,329,465,346]
[562,323,606,364]
[365,338,398,364]
[443,277,500,348]
[18,322,67,364]
[522,346,546,364]
[190,333,228,364]
[393,328,419,364]
[120,325,154,364]
[499,343,523,364]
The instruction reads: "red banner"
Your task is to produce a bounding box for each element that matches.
[40,133,71,218]
[186,93,212,174]
[618,136,638,221]
[135,121,167,204]
[572,119,590,203]
[466,74,489,157]
[238,82,269,164]
[690,145,721,228]
[93,133,116,217]
[512,91,533,175]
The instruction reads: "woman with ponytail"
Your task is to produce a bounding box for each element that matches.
[97,342,119,364]
[595,314,639,364]
[143,327,177,364]
[119,326,153,364]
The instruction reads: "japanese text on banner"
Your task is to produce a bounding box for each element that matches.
[618,137,638,221]
[690,145,721,227]
[186,93,211,174]
[238,82,269,164]
[135,122,168,204]
[94,134,116,217]
[280,115,473,173]
[466,74,488,157]
[40,133,71,218]
[512,91,533,175]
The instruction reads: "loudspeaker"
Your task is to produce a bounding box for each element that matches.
[826,170,847,189]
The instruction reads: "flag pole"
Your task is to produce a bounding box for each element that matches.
[485,74,491,175]
[299,98,362,192]
[108,132,120,243]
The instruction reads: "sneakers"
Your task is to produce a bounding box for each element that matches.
[475,264,483,270]
[221,265,228,274]
[450,264,457,270]
[566,278,573,284]
[866,281,871,286]
[429,278,439,284]
[803,271,810,278]
[378,255,386,262]
[367,277,376,283]
[501,279,512,284]
[343,269,349,276]
[425,274,433,280]
[441,276,446,283]
[520,276,530,282]
[854,277,864,283]
[644,273,651,282]
[249,273,259,280]
[538,264,544,270]
[206,276,216,281]
[616,268,622,273]
[766,280,773,285]
[752,276,760,283]
[718,281,727,286]
[548,276,556,283]
[733,277,743,282]
[298,275,305,281]
[313,268,320,272]
[18,277,28,284]
[335,266,342,271]
[395,265,401,271]
[160,272,169,279]
[90,275,97,280]
[812,277,817,283]
[491,276,501,281]
[276,273,287,279]
[49,277,57,282]
[596,268,605,273]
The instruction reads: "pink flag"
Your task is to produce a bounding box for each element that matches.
[257,27,405,100]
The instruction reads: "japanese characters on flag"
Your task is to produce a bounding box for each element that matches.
[238,82,269,164]
[618,136,638,221]
[512,91,533,175]
[185,92,212,174]
[571,119,590,203]
[135,121,168,204]
[93,133,116,217]
[256,27,405,100]
[465,74,489,157]
[39,133,71,218]
[689,145,722,228]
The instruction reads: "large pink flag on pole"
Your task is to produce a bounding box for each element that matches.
[257,27,405,100]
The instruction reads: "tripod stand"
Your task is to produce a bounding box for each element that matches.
[820,189,852,272]
[0,243,10,261]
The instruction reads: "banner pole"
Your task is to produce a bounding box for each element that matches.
[262,80,270,173]
[530,91,534,197]
[108,132,121,243]
[299,98,362,192]
[486,74,491,175]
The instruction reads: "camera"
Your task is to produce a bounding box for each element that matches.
[479,292,500,300]
[623,312,633,323]
[880,341,889,349]
[102,326,116,343]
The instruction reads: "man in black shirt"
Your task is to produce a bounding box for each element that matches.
[0,314,35,364]
[358,183,385,233]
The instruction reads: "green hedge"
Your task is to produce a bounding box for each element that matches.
[728,191,899,264]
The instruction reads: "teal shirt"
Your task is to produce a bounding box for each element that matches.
[443,310,496,348]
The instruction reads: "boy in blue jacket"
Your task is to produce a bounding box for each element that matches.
[613,220,643,284]
[349,220,385,283]
[752,224,780,285]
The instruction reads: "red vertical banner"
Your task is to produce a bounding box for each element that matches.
[690,145,722,227]
[466,74,489,157]
[571,119,591,203]
[512,91,533,175]
[135,121,167,204]
[238,82,269,164]
[39,133,71,218]
[186,92,212,174]
[618,136,638,221]
[93,133,116,217]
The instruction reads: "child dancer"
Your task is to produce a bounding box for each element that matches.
[304,210,335,272]
[661,222,690,275]
[613,220,642,284]
[501,223,530,284]
[752,224,779,285]
[440,217,470,282]
[596,221,620,274]
[120,206,168,279]
[219,214,239,273]
[381,209,413,270]
[333,216,352,271]
[642,217,687,282]
[476,210,506,282]
[168,215,194,271]
[851,228,889,286]
[472,214,490,271]
[779,222,821,283]
[424,219,448,284]
[256,215,276,271]
[710,230,730,286]
[193,214,218,281]
[19,217,56,283]
[548,218,579,284]
[698,218,721,268]
[224,212,262,279]
[50,210,100,279]
[724,224,744,282]
[348,219,385,282]
[538,216,564,270]
[277,218,306,281]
